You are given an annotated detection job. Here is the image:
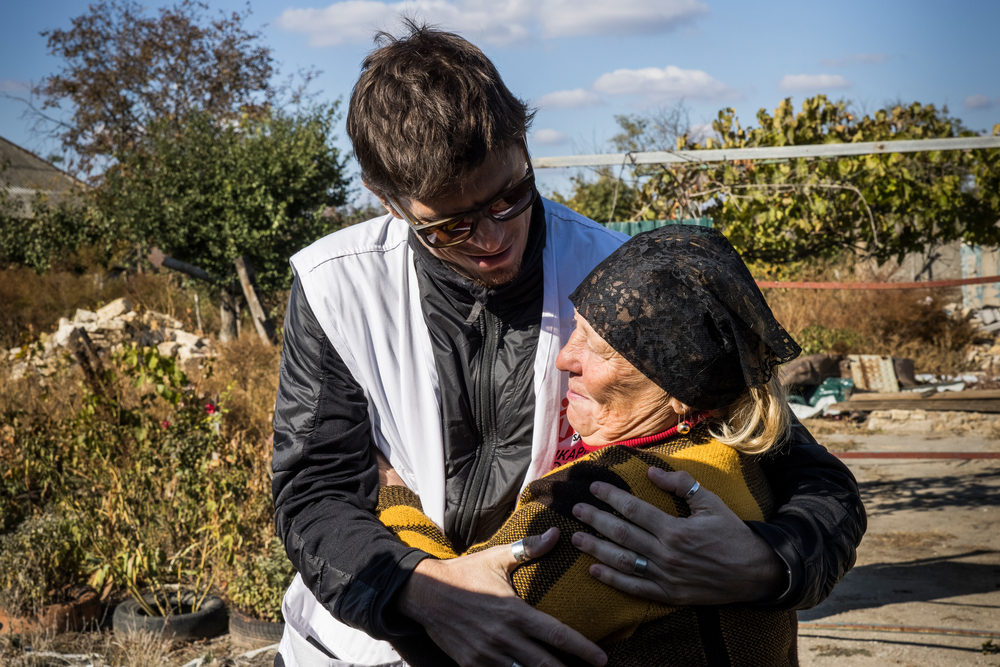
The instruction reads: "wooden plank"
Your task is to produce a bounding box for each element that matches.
[850,390,935,401]
[830,400,1000,413]
[929,389,1000,400]
[234,257,275,346]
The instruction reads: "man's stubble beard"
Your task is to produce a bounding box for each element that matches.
[453,257,524,289]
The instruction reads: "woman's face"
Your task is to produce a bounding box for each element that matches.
[556,310,683,446]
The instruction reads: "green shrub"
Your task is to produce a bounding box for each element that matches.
[0,512,87,613]
[228,538,296,622]
[796,324,869,356]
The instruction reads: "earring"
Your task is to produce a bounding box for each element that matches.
[677,420,691,435]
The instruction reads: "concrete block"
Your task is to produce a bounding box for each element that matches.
[96,319,126,331]
[95,297,132,321]
[157,341,180,357]
[173,330,201,347]
[73,309,97,324]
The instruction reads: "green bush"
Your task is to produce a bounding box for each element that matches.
[796,324,869,356]
[228,538,296,623]
[0,512,87,613]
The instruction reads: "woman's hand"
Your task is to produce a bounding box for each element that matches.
[396,527,608,667]
[570,469,787,606]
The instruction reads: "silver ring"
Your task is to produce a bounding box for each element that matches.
[511,539,530,564]
[512,663,525,667]
[684,481,700,500]
[633,555,648,577]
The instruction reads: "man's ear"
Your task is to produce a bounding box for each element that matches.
[363,180,401,219]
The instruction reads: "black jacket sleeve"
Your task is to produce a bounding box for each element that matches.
[272,278,429,639]
[745,419,867,611]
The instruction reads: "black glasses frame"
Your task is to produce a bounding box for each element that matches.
[387,138,536,248]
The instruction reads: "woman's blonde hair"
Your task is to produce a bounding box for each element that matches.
[708,374,791,455]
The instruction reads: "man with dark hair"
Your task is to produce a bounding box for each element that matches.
[272,22,864,667]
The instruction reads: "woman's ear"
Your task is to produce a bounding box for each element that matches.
[667,397,692,416]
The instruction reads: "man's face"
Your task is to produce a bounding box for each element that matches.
[385,147,532,288]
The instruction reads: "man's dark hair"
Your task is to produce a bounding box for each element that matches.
[347,21,534,202]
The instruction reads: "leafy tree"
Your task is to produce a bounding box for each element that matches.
[549,104,693,222]
[97,104,350,292]
[0,180,103,272]
[549,167,639,224]
[31,0,275,175]
[554,97,1000,264]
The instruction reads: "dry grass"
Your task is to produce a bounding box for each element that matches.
[0,258,290,354]
[106,630,171,667]
[0,625,57,667]
[203,336,282,447]
[758,255,977,376]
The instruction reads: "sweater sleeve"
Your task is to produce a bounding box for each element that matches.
[272,278,430,639]
[744,419,867,611]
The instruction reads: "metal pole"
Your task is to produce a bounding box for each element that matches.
[531,136,1000,169]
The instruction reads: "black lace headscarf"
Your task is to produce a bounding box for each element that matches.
[569,225,801,410]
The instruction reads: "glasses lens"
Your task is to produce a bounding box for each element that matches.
[487,178,535,221]
[422,217,476,247]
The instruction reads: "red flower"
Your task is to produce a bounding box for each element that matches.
[161,420,171,429]
[205,403,217,415]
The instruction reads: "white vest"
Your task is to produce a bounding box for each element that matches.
[283,199,627,664]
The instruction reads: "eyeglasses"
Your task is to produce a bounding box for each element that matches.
[386,138,537,249]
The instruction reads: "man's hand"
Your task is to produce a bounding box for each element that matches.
[396,527,608,667]
[570,469,787,606]
[374,447,406,487]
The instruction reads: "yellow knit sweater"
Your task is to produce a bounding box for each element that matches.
[377,424,797,667]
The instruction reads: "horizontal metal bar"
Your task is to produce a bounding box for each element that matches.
[832,452,1000,459]
[532,136,1000,169]
[756,274,1000,290]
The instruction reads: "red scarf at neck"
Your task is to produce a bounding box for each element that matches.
[577,411,711,453]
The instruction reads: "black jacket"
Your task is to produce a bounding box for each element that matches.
[272,203,866,640]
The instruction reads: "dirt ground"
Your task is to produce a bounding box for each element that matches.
[797,419,1000,667]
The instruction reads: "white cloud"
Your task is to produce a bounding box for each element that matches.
[592,66,741,102]
[964,94,993,110]
[778,74,851,92]
[537,0,708,38]
[277,0,707,46]
[820,53,887,67]
[535,88,604,110]
[532,129,570,145]
[0,79,30,93]
[277,1,529,47]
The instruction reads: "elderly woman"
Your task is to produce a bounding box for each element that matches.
[378,225,813,666]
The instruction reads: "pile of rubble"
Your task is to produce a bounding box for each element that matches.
[970,306,1000,334]
[7,297,212,380]
[963,340,1000,372]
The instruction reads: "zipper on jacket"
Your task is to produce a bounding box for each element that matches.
[457,299,501,542]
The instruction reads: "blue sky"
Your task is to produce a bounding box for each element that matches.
[2,0,998,201]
